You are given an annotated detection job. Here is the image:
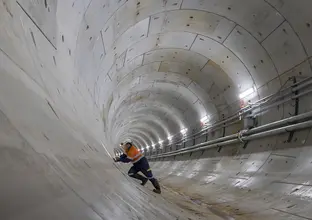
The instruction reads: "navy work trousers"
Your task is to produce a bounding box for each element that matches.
[128,157,154,179]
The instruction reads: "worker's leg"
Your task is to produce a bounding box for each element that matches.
[128,165,148,185]
[139,157,161,194]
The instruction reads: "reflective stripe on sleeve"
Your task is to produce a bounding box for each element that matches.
[133,153,142,160]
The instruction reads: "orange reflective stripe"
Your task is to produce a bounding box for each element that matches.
[126,145,142,162]
[133,153,142,159]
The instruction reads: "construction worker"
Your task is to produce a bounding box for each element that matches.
[114,139,161,194]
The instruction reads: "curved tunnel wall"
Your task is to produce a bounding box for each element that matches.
[0,0,312,219]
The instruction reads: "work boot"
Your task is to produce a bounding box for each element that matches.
[153,189,161,194]
[131,173,148,185]
[150,178,161,194]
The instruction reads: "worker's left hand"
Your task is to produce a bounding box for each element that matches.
[113,157,120,162]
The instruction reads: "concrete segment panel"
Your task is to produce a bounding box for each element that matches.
[181,0,284,41]
[262,21,307,75]
[149,10,236,42]
[224,25,278,88]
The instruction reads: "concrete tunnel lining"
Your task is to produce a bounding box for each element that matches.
[1,0,312,219]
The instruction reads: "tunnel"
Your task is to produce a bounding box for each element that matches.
[1,0,312,219]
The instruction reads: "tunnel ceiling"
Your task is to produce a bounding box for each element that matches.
[74,0,312,149]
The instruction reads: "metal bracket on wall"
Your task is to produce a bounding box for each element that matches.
[287,77,299,143]
[222,114,226,137]
[243,141,249,149]
[217,146,222,153]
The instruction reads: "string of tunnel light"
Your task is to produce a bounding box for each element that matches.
[137,87,256,153]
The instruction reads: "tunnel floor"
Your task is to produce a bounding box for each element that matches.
[116,163,235,220]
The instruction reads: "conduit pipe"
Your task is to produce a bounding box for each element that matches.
[149,112,312,159]
[246,110,312,135]
[244,120,312,141]
[164,78,312,147]
[159,110,312,157]
[253,88,312,116]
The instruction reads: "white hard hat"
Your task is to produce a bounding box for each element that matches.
[124,138,132,144]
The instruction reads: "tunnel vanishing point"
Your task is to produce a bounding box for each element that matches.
[1,0,312,219]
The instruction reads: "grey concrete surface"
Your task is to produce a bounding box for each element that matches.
[1,0,312,219]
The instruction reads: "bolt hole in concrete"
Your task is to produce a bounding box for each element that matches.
[53,56,56,66]
[30,30,36,47]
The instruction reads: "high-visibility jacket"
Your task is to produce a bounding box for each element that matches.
[120,145,143,163]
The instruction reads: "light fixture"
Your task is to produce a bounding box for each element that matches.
[152,143,156,149]
[200,115,210,123]
[146,146,150,149]
[168,135,173,141]
[159,140,163,144]
[239,87,254,99]
[181,128,188,135]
